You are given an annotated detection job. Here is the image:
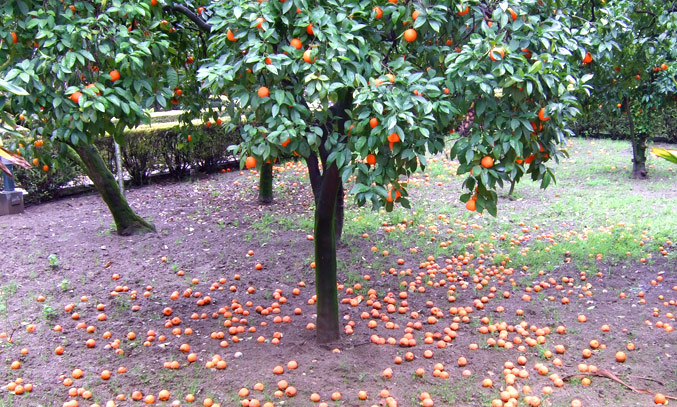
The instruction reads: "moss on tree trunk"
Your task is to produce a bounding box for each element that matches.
[258,162,273,204]
[70,142,156,236]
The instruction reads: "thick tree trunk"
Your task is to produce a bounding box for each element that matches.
[314,162,340,344]
[625,97,647,179]
[258,162,274,204]
[334,182,344,242]
[70,143,156,236]
[307,153,344,242]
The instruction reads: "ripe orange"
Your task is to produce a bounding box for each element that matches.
[507,7,517,21]
[306,23,314,35]
[458,4,470,15]
[374,7,383,18]
[303,49,316,63]
[70,91,82,104]
[245,156,257,169]
[227,29,238,42]
[403,29,417,42]
[255,17,265,30]
[281,138,291,147]
[481,156,494,168]
[42,164,49,172]
[538,107,550,121]
[465,200,476,211]
[369,117,379,128]
[615,351,626,363]
[660,63,668,70]
[150,0,157,5]
[489,47,505,61]
[109,70,121,82]
[11,32,18,44]
[654,393,667,405]
[366,154,376,165]
[290,38,302,49]
[258,86,269,98]
[582,52,593,64]
[412,10,420,20]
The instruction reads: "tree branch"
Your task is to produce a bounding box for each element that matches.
[163,5,211,32]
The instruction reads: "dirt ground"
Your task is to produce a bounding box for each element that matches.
[0,158,675,407]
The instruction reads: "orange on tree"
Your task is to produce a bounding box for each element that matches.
[257,86,269,98]
[69,91,82,104]
[109,70,120,82]
[303,49,316,63]
[403,29,417,42]
[481,156,494,168]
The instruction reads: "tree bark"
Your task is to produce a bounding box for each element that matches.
[334,182,344,242]
[307,153,344,242]
[625,97,648,179]
[314,162,340,343]
[69,142,156,236]
[258,162,273,204]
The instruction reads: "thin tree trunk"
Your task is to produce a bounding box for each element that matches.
[625,97,647,179]
[508,179,516,200]
[258,162,273,204]
[314,162,340,344]
[68,142,156,236]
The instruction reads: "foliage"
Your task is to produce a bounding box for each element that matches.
[7,124,238,199]
[574,103,677,142]
[574,0,677,138]
[198,0,589,215]
[651,146,677,164]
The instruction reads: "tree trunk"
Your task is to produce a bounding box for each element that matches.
[334,182,344,242]
[314,162,340,344]
[508,179,516,200]
[258,162,274,204]
[625,97,648,179]
[70,143,156,236]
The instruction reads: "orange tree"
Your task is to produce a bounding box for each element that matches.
[198,0,589,342]
[574,0,676,178]
[0,0,207,234]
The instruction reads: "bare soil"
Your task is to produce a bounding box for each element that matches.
[0,160,675,407]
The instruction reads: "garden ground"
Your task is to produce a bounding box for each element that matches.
[1,137,675,407]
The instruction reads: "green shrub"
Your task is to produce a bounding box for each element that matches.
[11,143,85,204]
[575,104,677,142]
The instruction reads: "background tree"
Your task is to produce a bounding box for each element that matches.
[0,79,32,177]
[198,0,587,342]
[0,0,200,234]
[574,0,676,178]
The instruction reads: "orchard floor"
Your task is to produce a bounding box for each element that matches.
[1,137,676,407]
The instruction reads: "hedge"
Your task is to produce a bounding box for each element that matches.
[574,104,677,142]
[7,122,240,204]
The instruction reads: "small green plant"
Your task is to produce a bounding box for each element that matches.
[58,279,71,292]
[48,253,60,268]
[42,304,57,320]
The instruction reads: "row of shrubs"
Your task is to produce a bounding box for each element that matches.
[573,104,677,142]
[12,124,240,204]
